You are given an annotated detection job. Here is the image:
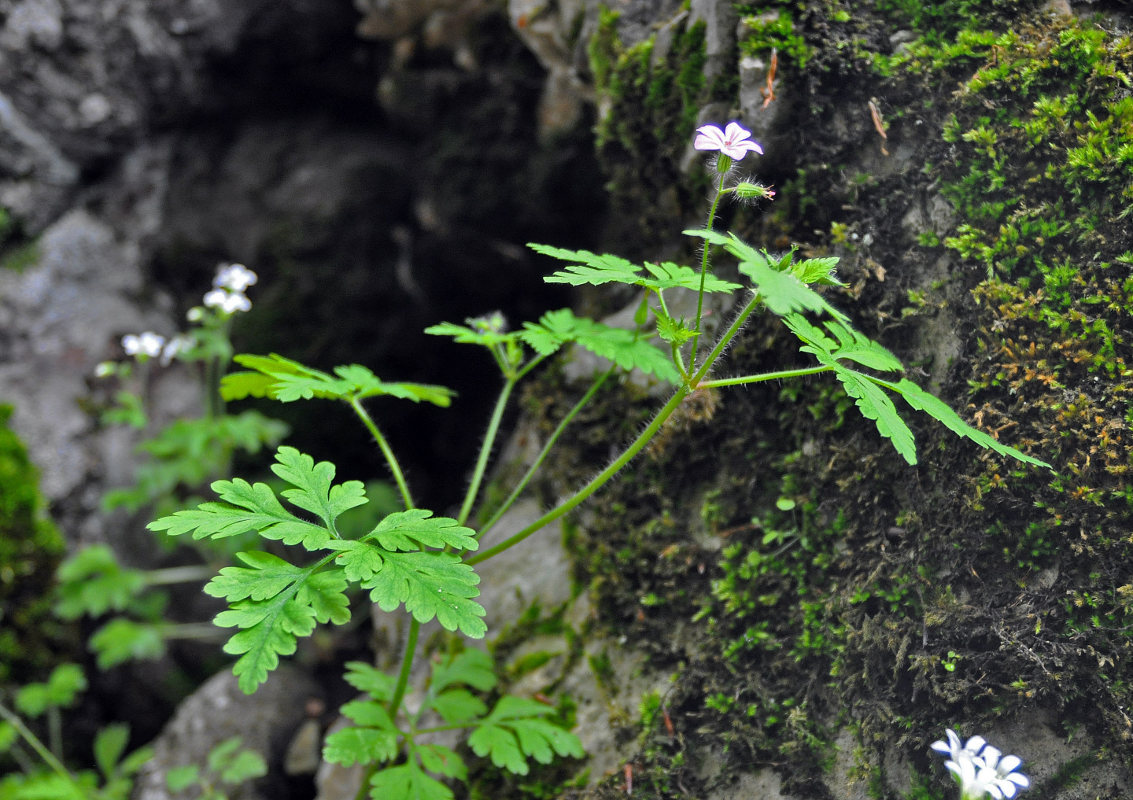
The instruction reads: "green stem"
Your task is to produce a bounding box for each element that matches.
[698,365,832,389]
[690,290,763,387]
[388,618,420,721]
[467,386,690,566]
[143,564,217,587]
[350,396,414,510]
[163,622,228,640]
[0,702,79,788]
[476,368,613,541]
[457,378,516,527]
[689,173,728,370]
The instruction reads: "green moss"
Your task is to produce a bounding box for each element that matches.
[589,11,710,248]
[0,405,69,685]
[738,9,813,70]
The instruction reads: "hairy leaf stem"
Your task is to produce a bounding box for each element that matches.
[690,172,728,369]
[458,378,516,527]
[350,396,414,510]
[476,368,614,541]
[467,385,689,566]
[698,365,832,389]
[690,290,762,387]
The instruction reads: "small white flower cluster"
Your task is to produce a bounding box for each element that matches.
[202,262,258,315]
[932,729,1030,800]
[120,331,191,365]
[115,262,259,366]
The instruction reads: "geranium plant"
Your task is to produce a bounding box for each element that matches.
[146,122,1048,800]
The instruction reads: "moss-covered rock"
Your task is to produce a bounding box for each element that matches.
[506,2,1133,798]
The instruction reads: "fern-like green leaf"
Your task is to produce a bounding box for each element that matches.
[323,699,400,767]
[147,447,366,548]
[367,509,478,552]
[271,446,367,529]
[147,481,324,547]
[214,592,318,694]
[415,744,467,781]
[467,696,584,775]
[520,308,679,384]
[783,314,903,373]
[832,365,918,465]
[423,321,516,348]
[887,378,1051,468]
[429,648,497,694]
[343,660,397,701]
[422,648,496,724]
[204,552,349,693]
[327,541,486,638]
[530,244,642,287]
[222,353,454,407]
[369,761,454,800]
[639,261,741,293]
[792,256,844,286]
[685,229,849,321]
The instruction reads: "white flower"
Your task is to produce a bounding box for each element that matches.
[203,288,252,314]
[980,745,1030,799]
[122,331,165,359]
[160,334,193,365]
[693,122,764,160]
[213,262,258,292]
[931,729,1029,800]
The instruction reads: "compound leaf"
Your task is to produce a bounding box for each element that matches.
[639,261,741,293]
[685,229,849,321]
[147,479,328,548]
[323,724,399,768]
[520,308,678,384]
[368,509,478,553]
[467,696,584,776]
[327,541,486,638]
[424,321,516,349]
[531,244,642,287]
[430,648,497,694]
[783,314,903,373]
[889,378,1051,468]
[222,353,453,407]
[368,761,453,800]
[215,592,318,693]
[429,689,488,725]
[832,365,918,465]
[271,446,367,529]
[343,661,398,701]
[415,744,467,781]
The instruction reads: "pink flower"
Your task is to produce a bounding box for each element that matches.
[693,122,764,160]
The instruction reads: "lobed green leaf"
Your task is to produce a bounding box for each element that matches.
[467,696,584,776]
[271,446,367,529]
[889,378,1051,468]
[367,508,478,552]
[222,353,454,407]
[368,761,453,800]
[327,541,487,638]
[685,229,850,321]
[520,308,679,384]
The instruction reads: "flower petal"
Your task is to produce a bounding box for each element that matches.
[693,124,725,151]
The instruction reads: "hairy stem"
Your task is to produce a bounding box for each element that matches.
[476,368,613,541]
[458,378,516,527]
[467,386,690,566]
[350,396,414,510]
[698,365,832,389]
[689,172,728,370]
[691,290,763,387]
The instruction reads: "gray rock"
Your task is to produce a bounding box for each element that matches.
[132,665,321,800]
